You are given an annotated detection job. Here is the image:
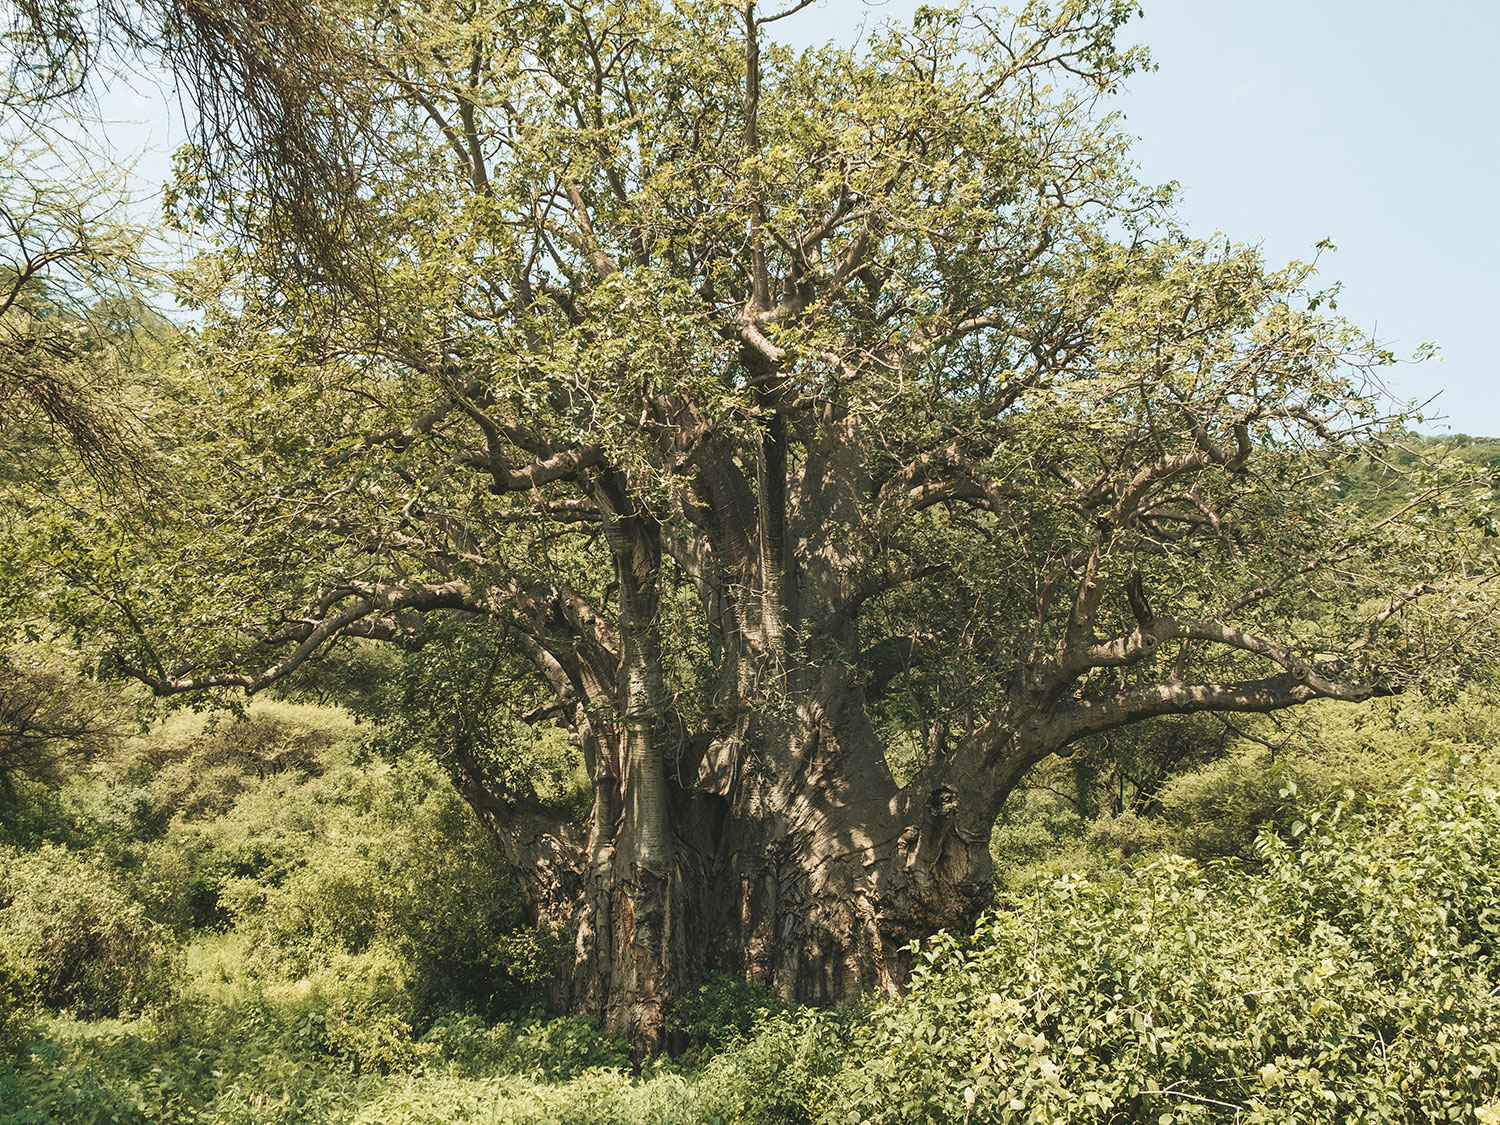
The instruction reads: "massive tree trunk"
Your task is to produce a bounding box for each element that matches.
[455,678,1003,1054]
[448,439,1056,1051]
[445,507,1390,1057]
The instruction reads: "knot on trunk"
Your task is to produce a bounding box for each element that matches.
[927,784,958,819]
[907,785,962,881]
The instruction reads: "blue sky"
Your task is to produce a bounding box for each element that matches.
[782,0,1500,435]
[98,1,1499,434]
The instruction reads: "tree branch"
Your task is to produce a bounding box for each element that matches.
[1043,671,1389,751]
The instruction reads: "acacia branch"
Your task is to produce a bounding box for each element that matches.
[753,0,818,26]
[458,444,604,491]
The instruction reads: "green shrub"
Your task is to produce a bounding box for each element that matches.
[0,1012,375,1125]
[0,658,127,800]
[990,788,1086,874]
[694,1007,855,1125]
[1156,695,1500,864]
[504,1014,632,1079]
[0,945,29,1058]
[108,701,354,825]
[9,697,1499,1124]
[221,751,548,1017]
[98,704,554,1020]
[0,843,175,1017]
[816,771,1500,1124]
[296,948,424,1075]
[665,970,789,1056]
[1155,749,1296,861]
[1258,769,1500,972]
[1081,808,1162,860]
[337,1068,699,1125]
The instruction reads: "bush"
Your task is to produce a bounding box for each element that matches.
[106,701,352,826]
[814,770,1500,1124]
[0,1012,376,1125]
[82,702,555,1020]
[10,693,1499,1124]
[1155,749,1296,861]
[229,751,550,1016]
[272,948,427,1076]
[693,1007,856,1125]
[1258,768,1500,973]
[0,658,127,798]
[1156,694,1500,864]
[0,946,29,1058]
[665,971,789,1056]
[0,843,175,1017]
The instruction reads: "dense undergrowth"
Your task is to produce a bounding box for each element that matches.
[2,696,1499,1123]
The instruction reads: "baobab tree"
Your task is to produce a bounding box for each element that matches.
[12,0,1489,1051]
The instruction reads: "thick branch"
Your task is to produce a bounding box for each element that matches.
[115,580,485,696]
[1041,672,1389,751]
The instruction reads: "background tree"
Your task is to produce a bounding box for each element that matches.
[0,0,165,491]
[11,0,1496,1051]
[0,657,125,800]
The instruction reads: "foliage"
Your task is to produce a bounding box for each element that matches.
[0,1013,377,1125]
[1156,693,1500,863]
[0,944,29,1059]
[334,625,591,817]
[987,692,1500,880]
[988,714,1229,884]
[107,700,349,825]
[1260,768,1500,971]
[199,746,548,1016]
[0,689,554,1083]
[5,696,547,1020]
[2,753,1496,1122]
[0,80,165,492]
[664,970,790,1057]
[0,841,176,1017]
[0,1008,636,1125]
[0,653,128,802]
[0,750,1488,1125]
[1152,749,1296,862]
[132,703,553,1018]
[826,771,1500,1124]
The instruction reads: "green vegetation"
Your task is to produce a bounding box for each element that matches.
[4,0,1500,1114]
[2,693,1498,1121]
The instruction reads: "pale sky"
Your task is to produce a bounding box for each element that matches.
[95,1,1500,434]
[784,0,1500,436]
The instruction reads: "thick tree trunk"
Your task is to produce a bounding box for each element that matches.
[456,678,1004,1055]
[707,793,995,1006]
